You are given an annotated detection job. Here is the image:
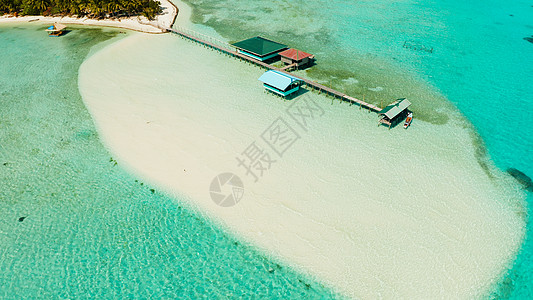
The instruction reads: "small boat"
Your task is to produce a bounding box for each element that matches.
[45,23,66,37]
[404,112,413,129]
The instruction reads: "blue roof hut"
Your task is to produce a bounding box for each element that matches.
[231,36,287,61]
[258,70,303,97]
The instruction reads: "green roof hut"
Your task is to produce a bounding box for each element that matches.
[231,36,287,61]
[378,98,411,128]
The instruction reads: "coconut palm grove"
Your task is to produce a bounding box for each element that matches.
[0,0,162,19]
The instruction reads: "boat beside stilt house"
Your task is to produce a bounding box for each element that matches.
[45,23,66,37]
[378,98,412,129]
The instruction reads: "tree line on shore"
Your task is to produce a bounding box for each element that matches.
[0,0,162,20]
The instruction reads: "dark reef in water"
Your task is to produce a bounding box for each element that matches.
[524,36,533,44]
[507,168,533,192]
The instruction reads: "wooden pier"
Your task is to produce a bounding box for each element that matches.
[280,63,297,71]
[161,26,382,113]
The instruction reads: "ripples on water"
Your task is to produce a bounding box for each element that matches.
[180,0,533,297]
[0,24,340,299]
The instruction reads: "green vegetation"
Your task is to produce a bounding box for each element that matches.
[0,0,162,20]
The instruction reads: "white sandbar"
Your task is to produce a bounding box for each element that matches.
[78,30,525,298]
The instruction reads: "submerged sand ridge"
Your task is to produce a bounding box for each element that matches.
[79,32,525,299]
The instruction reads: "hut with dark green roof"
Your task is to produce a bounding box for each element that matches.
[231,36,287,61]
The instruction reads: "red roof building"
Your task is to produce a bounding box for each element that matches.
[279,48,313,61]
[278,48,315,69]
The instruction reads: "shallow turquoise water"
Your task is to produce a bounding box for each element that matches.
[1,0,531,296]
[181,0,532,297]
[0,24,340,298]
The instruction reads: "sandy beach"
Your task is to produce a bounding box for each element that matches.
[77,13,526,298]
[0,0,177,33]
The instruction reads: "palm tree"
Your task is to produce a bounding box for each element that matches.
[34,0,49,12]
[1,0,163,19]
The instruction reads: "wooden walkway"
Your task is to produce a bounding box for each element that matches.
[280,63,297,71]
[162,26,382,113]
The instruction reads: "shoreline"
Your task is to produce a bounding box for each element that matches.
[77,0,527,298]
[78,28,526,298]
[1,0,522,297]
[0,0,177,34]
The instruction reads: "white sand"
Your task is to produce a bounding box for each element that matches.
[0,0,177,33]
[78,29,526,298]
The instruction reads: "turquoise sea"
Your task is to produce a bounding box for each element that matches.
[1,0,532,298]
[181,0,532,297]
[0,25,339,298]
